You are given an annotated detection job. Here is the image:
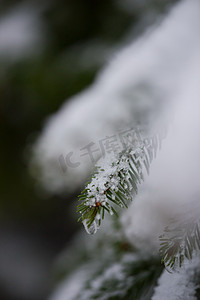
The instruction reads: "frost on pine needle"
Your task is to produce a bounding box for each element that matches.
[77,131,162,234]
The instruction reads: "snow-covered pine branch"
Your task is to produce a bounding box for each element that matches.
[159,201,200,272]
[152,256,200,300]
[77,130,162,234]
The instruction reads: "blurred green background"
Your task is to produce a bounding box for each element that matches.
[0,1,177,299]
